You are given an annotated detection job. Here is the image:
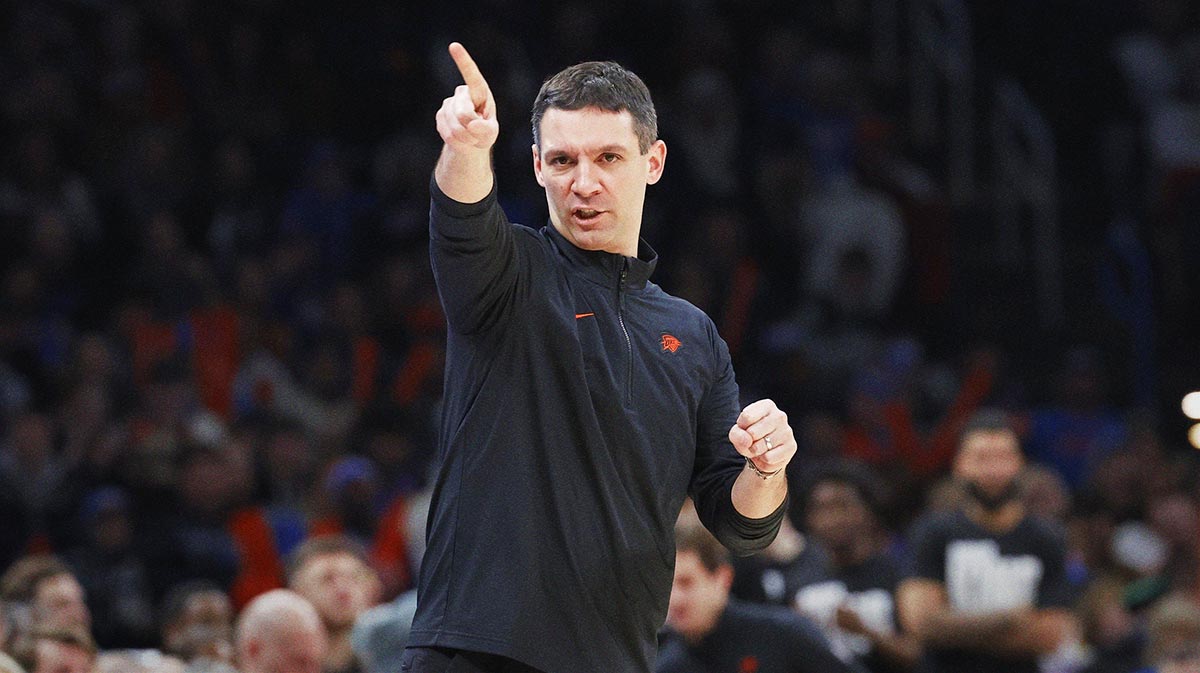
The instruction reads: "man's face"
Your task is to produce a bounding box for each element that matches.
[665,550,730,643]
[954,429,1024,501]
[34,575,90,631]
[532,107,665,257]
[169,590,234,661]
[32,640,92,673]
[251,624,326,673]
[806,480,871,552]
[291,553,378,630]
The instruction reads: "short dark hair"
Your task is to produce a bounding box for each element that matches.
[160,579,227,626]
[531,61,658,154]
[285,535,370,585]
[800,461,884,521]
[958,408,1017,448]
[674,523,729,573]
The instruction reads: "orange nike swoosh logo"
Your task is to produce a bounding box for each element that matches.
[575,312,595,319]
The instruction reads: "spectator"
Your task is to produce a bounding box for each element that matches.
[897,409,1079,673]
[159,580,235,668]
[659,520,854,673]
[235,589,326,673]
[795,464,919,672]
[1023,346,1129,489]
[1138,596,1200,673]
[12,627,94,673]
[286,536,380,673]
[0,556,90,637]
[63,486,156,648]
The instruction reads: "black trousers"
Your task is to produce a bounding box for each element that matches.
[399,647,547,673]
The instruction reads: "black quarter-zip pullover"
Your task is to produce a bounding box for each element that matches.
[409,178,786,673]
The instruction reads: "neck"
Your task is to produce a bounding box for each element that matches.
[681,596,729,646]
[324,629,356,672]
[830,533,876,569]
[965,500,1025,532]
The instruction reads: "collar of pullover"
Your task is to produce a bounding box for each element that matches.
[545,222,658,291]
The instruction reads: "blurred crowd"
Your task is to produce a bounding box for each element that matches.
[0,0,1198,672]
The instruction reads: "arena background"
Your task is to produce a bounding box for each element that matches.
[0,0,1198,666]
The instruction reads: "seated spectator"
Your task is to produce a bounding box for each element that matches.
[1137,596,1200,673]
[795,463,919,672]
[235,589,326,673]
[897,409,1079,673]
[287,536,380,673]
[64,486,156,648]
[159,580,235,668]
[658,521,854,673]
[0,556,90,636]
[12,627,94,673]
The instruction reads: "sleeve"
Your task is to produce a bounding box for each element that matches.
[428,174,523,335]
[1035,521,1074,609]
[903,515,947,582]
[688,323,786,556]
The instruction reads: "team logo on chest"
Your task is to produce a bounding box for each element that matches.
[660,333,682,353]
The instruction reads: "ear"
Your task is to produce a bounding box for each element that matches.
[645,139,667,185]
[532,144,545,187]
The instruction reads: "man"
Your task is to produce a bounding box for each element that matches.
[408,43,797,673]
[896,409,1078,673]
[12,627,95,673]
[0,556,91,635]
[235,589,327,673]
[659,522,853,673]
[160,580,236,667]
[794,464,918,672]
[287,536,380,673]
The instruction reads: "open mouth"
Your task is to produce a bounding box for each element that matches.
[572,207,604,223]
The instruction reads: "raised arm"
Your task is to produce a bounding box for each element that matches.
[728,399,795,519]
[434,42,499,203]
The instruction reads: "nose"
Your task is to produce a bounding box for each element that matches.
[572,159,602,197]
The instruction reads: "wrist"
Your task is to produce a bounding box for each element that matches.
[744,457,783,480]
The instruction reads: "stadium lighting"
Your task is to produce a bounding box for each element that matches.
[1184,392,1200,420]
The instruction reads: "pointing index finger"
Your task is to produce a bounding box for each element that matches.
[448,42,490,111]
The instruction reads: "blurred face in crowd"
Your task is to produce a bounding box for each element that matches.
[32,638,93,673]
[806,480,872,555]
[955,429,1024,508]
[532,107,665,257]
[666,550,731,644]
[290,553,379,631]
[166,590,234,662]
[244,622,326,673]
[34,575,90,632]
